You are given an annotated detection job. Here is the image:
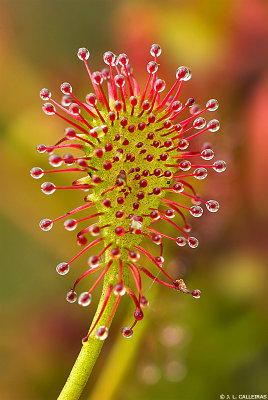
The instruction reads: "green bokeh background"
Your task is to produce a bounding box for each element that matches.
[1,1,268,399]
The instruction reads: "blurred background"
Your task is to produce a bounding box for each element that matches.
[1,0,268,399]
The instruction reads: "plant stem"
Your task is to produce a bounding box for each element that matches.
[57,262,121,400]
[88,294,155,400]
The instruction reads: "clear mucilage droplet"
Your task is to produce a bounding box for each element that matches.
[176,66,191,81]
[213,161,226,173]
[190,206,203,217]
[150,44,161,57]
[41,182,56,194]
[40,88,51,101]
[192,289,201,299]
[103,51,116,66]
[117,53,129,66]
[64,219,78,231]
[60,82,72,95]
[56,262,69,275]
[176,237,187,247]
[206,99,219,111]
[95,326,109,340]
[66,290,77,303]
[177,139,189,150]
[193,117,206,129]
[30,167,44,179]
[206,200,220,212]
[39,218,53,231]
[42,103,56,115]
[194,168,208,180]
[208,119,220,132]
[188,237,199,248]
[122,326,133,338]
[201,149,214,160]
[78,292,92,307]
[49,154,63,167]
[155,256,165,265]
[147,61,158,74]
[179,160,191,171]
[77,47,90,61]
[113,283,126,296]
[37,144,47,153]
[88,255,100,268]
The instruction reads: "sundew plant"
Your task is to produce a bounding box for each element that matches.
[31,44,225,399]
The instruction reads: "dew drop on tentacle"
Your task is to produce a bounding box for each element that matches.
[114,283,126,296]
[140,296,149,307]
[95,326,109,340]
[194,168,207,180]
[207,119,220,132]
[150,210,161,221]
[37,144,47,153]
[192,289,201,299]
[40,88,51,101]
[155,256,165,265]
[39,218,53,231]
[172,183,184,193]
[201,149,214,160]
[86,93,97,107]
[110,248,121,259]
[117,53,129,66]
[30,167,44,179]
[92,71,104,86]
[56,262,69,275]
[42,103,56,115]
[65,127,76,140]
[165,209,175,219]
[150,44,162,57]
[61,95,72,107]
[41,182,56,194]
[63,154,75,165]
[193,117,206,129]
[179,161,191,171]
[176,66,191,81]
[187,237,199,249]
[66,290,77,303]
[154,79,166,93]
[78,292,92,307]
[213,161,226,173]
[77,235,87,246]
[128,251,140,262]
[206,200,220,212]
[64,219,78,231]
[176,237,187,247]
[206,99,219,111]
[177,139,189,151]
[77,47,90,61]
[103,51,116,66]
[122,326,133,338]
[152,234,162,245]
[90,225,101,236]
[49,154,63,167]
[147,61,158,74]
[184,224,191,233]
[88,255,100,268]
[60,82,72,95]
[189,206,203,218]
[190,103,200,115]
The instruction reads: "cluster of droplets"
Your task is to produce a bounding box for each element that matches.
[32,44,226,341]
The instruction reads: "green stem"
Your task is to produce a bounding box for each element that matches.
[88,290,157,400]
[58,261,123,400]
